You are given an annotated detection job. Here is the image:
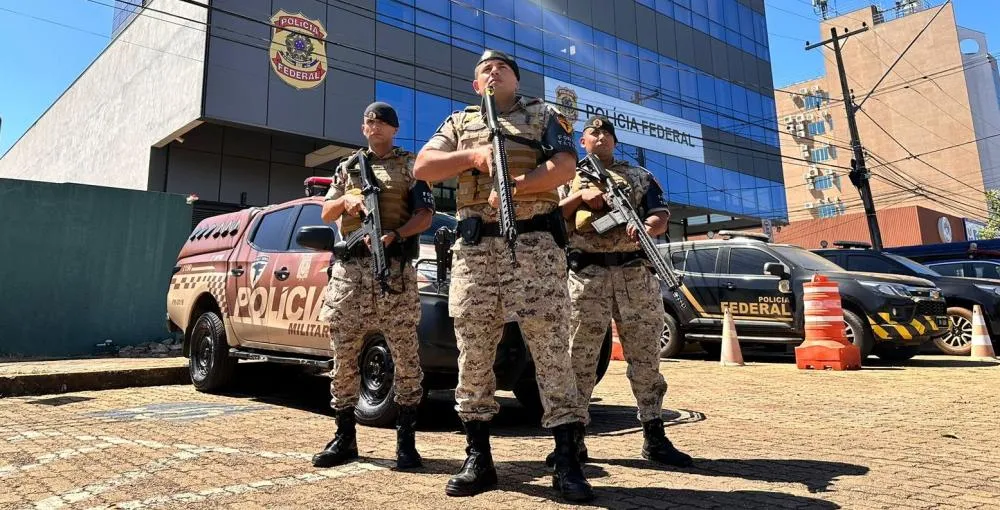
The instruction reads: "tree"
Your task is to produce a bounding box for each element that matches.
[980,190,1000,240]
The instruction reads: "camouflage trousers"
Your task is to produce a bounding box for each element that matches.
[568,262,667,424]
[319,257,423,411]
[449,232,587,429]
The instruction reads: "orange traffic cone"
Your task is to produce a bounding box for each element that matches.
[610,320,625,361]
[720,308,745,367]
[795,274,862,370]
[970,305,997,360]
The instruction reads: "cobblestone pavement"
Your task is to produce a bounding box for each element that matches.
[2,355,999,509]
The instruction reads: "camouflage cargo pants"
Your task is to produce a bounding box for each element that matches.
[319,258,423,411]
[448,232,587,429]
[568,262,667,423]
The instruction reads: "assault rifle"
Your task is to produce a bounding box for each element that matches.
[577,154,692,315]
[334,149,397,295]
[482,86,519,267]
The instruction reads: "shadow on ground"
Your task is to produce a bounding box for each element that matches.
[405,457,842,509]
[603,457,869,494]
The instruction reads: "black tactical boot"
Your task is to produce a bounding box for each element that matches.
[551,423,595,502]
[445,421,498,497]
[395,406,422,469]
[641,418,693,467]
[311,409,359,468]
[545,422,588,467]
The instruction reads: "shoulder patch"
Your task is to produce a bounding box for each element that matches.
[463,105,481,113]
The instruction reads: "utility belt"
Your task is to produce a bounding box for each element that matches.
[333,235,418,262]
[567,249,646,272]
[456,210,566,248]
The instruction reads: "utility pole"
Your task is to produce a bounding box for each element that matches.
[806,25,884,251]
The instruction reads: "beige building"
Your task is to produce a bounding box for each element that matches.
[776,1,1000,245]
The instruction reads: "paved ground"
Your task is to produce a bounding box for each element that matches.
[2,354,999,509]
[0,358,186,377]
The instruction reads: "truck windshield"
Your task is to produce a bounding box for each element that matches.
[885,253,941,277]
[772,246,845,272]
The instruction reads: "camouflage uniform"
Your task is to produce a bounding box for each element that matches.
[319,148,434,411]
[422,96,587,429]
[562,160,670,423]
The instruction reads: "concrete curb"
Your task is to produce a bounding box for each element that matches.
[0,366,190,397]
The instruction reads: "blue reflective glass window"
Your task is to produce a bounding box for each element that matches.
[571,42,596,89]
[452,0,482,27]
[514,0,542,47]
[756,43,770,61]
[726,28,741,47]
[645,150,666,173]
[738,4,754,39]
[654,0,674,17]
[741,35,755,55]
[452,22,484,53]
[422,0,449,16]
[377,0,414,30]
[692,0,709,17]
[487,0,513,18]
[756,187,772,216]
[693,14,709,33]
[731,85,748,120]
[724,1,739,30]
[376,81,415,142]
[686,160,707,193]
[675,6,692,26]
[740,173,757,214]
[687,191,707,207]
[715,79,733,117]
[637,0,654,8]
[485,14,514,43]
[595,47,618,96]
[754,12,767,44]
[616,144,641,167]
[618,53,639,87]
[416,91,452,143]
[667,166,688,196]
[544,30,572,71]
[678,66,698,101]
[705,164,723,200]
[416,12,450,43]
[747,91,763,124]
[639,48,659,87]
[771,186,787,219]
[515,44,543,74]
[697,74,717,127]
[594,29,616,50]
[617,39,638,57]
[710,21,725,40]
[485,34,515,55]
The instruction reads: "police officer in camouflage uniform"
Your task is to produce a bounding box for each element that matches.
[559,116,692,467]
[414,50,593,502]
[312,102,435,470]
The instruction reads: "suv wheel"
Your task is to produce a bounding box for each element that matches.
[659,312,684,359]
[842,309,874,359]
[355,336,400,427]
[189,311,236,392]
[935,307,974,356]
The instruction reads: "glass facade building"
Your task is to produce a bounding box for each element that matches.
[368,0,786,224]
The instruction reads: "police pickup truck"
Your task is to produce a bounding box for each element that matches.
[166,177,611,427]
[815,241,1000,355]
[657,232,949,362]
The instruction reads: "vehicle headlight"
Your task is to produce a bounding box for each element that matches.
[974,284,1000,297]
[860,281,910,297]
[929,289,942,300]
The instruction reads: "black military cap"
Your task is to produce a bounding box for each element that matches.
[363,101,399,128]
[583,115,616,140]
[476,49,520,80]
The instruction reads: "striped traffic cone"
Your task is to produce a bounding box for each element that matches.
[970,305,997,360]
[720,308,745,367]
[795,274,862,370]
[610,320,625,361]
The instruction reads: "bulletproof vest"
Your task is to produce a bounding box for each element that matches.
[569,164,630,233]
[454,100,560,211]
[340,150,412,235]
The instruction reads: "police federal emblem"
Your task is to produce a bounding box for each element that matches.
[269,10,328,90]
[555,85,579,126]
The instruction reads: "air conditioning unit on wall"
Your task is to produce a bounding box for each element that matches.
[804,202,814,209]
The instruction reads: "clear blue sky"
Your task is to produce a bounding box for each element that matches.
[0,0,998,156]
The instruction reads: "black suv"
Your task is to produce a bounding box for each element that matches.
[657,233,949,362]
[815,242,1000,355]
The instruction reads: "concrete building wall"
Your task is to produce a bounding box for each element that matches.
[777,3,990,234]
[0,0,205,190]
[958,27,1000,190]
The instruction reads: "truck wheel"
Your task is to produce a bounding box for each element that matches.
[659,312,684,359]
[874,344,920,362]
[935,307,974,356]
[354,336,400,428]
[842,309,874,359]
[188,311,236,392]
[513,379,543,420]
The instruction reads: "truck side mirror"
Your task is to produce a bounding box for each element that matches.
[764,262,789,279]
[296,226,337,251]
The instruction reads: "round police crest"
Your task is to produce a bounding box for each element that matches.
[555,85,579,125]
[269,10,328,90]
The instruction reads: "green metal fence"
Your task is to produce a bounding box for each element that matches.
[0,179,191,358]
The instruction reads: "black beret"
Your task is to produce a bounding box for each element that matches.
[583,116,616,140]
[363,101,399,128]
[476,49,520,80]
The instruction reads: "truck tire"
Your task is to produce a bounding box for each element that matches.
[354,336,401,428]
[659,312,684,359]
[935,307,974,356]
[874,344,920,362]
[843,309,874,359]
[188,311,236,392]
